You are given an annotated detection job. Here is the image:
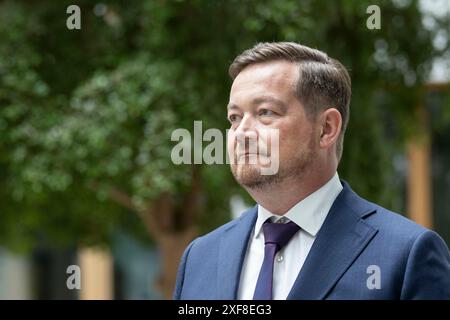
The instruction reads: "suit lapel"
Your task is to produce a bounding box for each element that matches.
[287,181,378,300]
[216,206,257,299]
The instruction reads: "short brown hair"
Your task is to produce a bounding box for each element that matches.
[229,42,351,162]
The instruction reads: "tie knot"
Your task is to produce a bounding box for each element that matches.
[262,220,300,250]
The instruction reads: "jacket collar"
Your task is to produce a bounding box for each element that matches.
[287,180,378,299]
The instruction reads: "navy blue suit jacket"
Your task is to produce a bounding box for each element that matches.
[174,181,450,299]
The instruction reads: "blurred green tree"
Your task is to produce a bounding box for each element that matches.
[0,0,448,298]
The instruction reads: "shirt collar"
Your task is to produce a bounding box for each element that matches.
[255,172,343,238]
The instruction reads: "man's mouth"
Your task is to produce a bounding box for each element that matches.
[237,153,268,158]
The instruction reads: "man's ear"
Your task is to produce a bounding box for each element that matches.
[319,108,342,150]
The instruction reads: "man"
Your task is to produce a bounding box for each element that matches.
[173,42,450,299]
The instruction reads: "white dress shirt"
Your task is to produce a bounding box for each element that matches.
[237,172,343,300]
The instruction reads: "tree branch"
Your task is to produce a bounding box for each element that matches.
[88,180,163,239]
[108,186,137,212]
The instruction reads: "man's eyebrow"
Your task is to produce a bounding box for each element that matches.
[227,96,287,112]
[227,103,240,111]
[252,96,287,111]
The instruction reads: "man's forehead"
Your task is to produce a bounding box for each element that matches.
[229,61,297,105]
[232,61,296,90]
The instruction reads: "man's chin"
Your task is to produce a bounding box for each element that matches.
[232,165,279,189]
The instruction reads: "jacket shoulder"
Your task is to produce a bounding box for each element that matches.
[190,206,257,249]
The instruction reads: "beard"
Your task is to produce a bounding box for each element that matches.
[230,138,316,190]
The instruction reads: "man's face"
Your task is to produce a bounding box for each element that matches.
[227,60,318,189]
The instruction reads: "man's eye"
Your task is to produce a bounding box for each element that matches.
[228,114,241,123]
[259,109,274,116]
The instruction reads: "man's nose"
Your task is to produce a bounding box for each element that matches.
[235,114,256,137]
[235,115,258,149]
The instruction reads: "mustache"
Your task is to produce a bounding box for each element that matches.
[234,137,270,157]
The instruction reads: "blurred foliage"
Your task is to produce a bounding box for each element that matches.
[0,0,448,251]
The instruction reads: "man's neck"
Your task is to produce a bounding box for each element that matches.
[245,170,336,215]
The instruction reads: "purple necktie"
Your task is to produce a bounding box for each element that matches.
[253,220,300,300]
